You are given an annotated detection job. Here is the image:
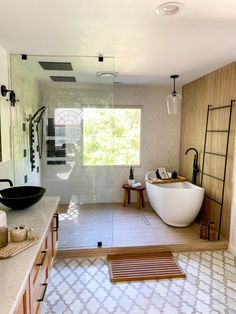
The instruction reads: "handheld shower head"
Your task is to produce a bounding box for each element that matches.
[32,106,47,122]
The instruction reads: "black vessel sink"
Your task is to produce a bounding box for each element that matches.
[0,186,46,210]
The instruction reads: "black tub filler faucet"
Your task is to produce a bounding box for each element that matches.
[185,148,199,185]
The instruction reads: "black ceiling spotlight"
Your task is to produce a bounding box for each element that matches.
[1,85,19,106]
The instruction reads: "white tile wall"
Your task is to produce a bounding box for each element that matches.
[10,56,41,186]
[40,84,181,203]
[0,46,11,163]
[0,45,14,194]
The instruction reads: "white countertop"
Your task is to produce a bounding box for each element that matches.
[0,196,60,314]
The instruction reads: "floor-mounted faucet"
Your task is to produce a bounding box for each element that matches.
[185,148,199,185]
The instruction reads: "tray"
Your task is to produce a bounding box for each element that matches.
[0,236,39,259]
[145,176,187,184]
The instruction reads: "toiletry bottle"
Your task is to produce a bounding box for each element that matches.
[208,222,216,241]
[172,171,177,179]
[200,223,207,239]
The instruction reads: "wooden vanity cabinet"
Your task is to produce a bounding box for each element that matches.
[14,211,59,314]
[51,213,59,263]
[13,278,31,314]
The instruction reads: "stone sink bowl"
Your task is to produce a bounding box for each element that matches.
[0,186,46,210]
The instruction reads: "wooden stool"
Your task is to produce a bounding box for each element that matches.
[122,184,145,210]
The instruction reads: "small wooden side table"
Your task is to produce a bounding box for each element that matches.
[122,184,145,210]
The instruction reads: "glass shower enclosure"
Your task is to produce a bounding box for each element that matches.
[10,54,115,249]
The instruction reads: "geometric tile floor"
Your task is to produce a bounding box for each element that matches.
[42,250,236,314]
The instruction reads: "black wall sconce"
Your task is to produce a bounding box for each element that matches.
[1,85,19,106]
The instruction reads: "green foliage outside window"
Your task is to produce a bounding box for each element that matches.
[83,108,141,165]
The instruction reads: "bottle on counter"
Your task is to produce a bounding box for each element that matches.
[200,223,207,239]
[208,222,216,241]
[171,171,177,179]
[0,210,7,228]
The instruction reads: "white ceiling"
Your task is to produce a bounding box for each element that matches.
[1,0,236,86]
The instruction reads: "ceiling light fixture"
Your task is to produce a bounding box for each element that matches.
[167,75,181,115]
[156,2,184,15]
[96,71,118,77]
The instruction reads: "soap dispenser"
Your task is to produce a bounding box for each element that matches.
[171,171,177,179]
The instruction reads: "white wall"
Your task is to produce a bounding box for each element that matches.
[0,49,41,201]
[10,56,41,186]
[41,84,181,203]
[0,45,14,193]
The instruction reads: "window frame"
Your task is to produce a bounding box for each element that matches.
[81,105,142,168]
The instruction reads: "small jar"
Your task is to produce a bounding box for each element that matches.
[10,226,27,242]
[0,227,8,248]
[128,179,135,186]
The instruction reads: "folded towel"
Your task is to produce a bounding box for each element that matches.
[132,182,142,188]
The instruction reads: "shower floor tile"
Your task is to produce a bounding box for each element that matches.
[58,202,228,250]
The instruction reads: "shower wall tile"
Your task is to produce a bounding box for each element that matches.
[113,85,181,202]
[11,57,41,186]
[40,84,181,203]
[0,46,11,164]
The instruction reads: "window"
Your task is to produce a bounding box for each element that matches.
[83,107,141,166]
[46,108,82,161]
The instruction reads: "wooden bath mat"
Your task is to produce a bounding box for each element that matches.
[107,252,186,283]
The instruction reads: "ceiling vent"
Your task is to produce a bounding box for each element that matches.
[50,76,76,82]
[39,62,73,71]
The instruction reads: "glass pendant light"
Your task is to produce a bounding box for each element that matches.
[167,75,181,115]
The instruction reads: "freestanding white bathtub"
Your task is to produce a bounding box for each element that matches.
[146,171,204,227]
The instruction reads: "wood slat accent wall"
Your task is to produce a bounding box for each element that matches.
[180,62,236,240]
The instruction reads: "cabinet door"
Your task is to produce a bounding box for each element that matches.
[52,212,59,258]
[47,212,59,269]
[14,278,30,314]
[31,267,48,314]
[46,226,53,269]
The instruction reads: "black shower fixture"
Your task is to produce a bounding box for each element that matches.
[1,85,10,97]
[29,106,47,171]
[98,54,104,62]
[8,91,19,107]
[1,85,19,106]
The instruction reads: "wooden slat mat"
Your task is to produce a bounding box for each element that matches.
[107,252,186,282]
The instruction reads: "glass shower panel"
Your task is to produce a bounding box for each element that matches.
[10,54,115,249]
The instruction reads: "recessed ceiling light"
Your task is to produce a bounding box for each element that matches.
[156,2,184,15]
[96,71,118,77]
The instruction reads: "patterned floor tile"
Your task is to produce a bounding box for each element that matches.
[42,251,236,314]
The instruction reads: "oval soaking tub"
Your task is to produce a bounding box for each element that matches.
[145,171,204,227]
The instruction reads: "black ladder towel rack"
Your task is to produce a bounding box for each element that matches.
[200,100,235,240]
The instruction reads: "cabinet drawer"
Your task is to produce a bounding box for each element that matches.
[30,238,48,290]
[31,266,48,314]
